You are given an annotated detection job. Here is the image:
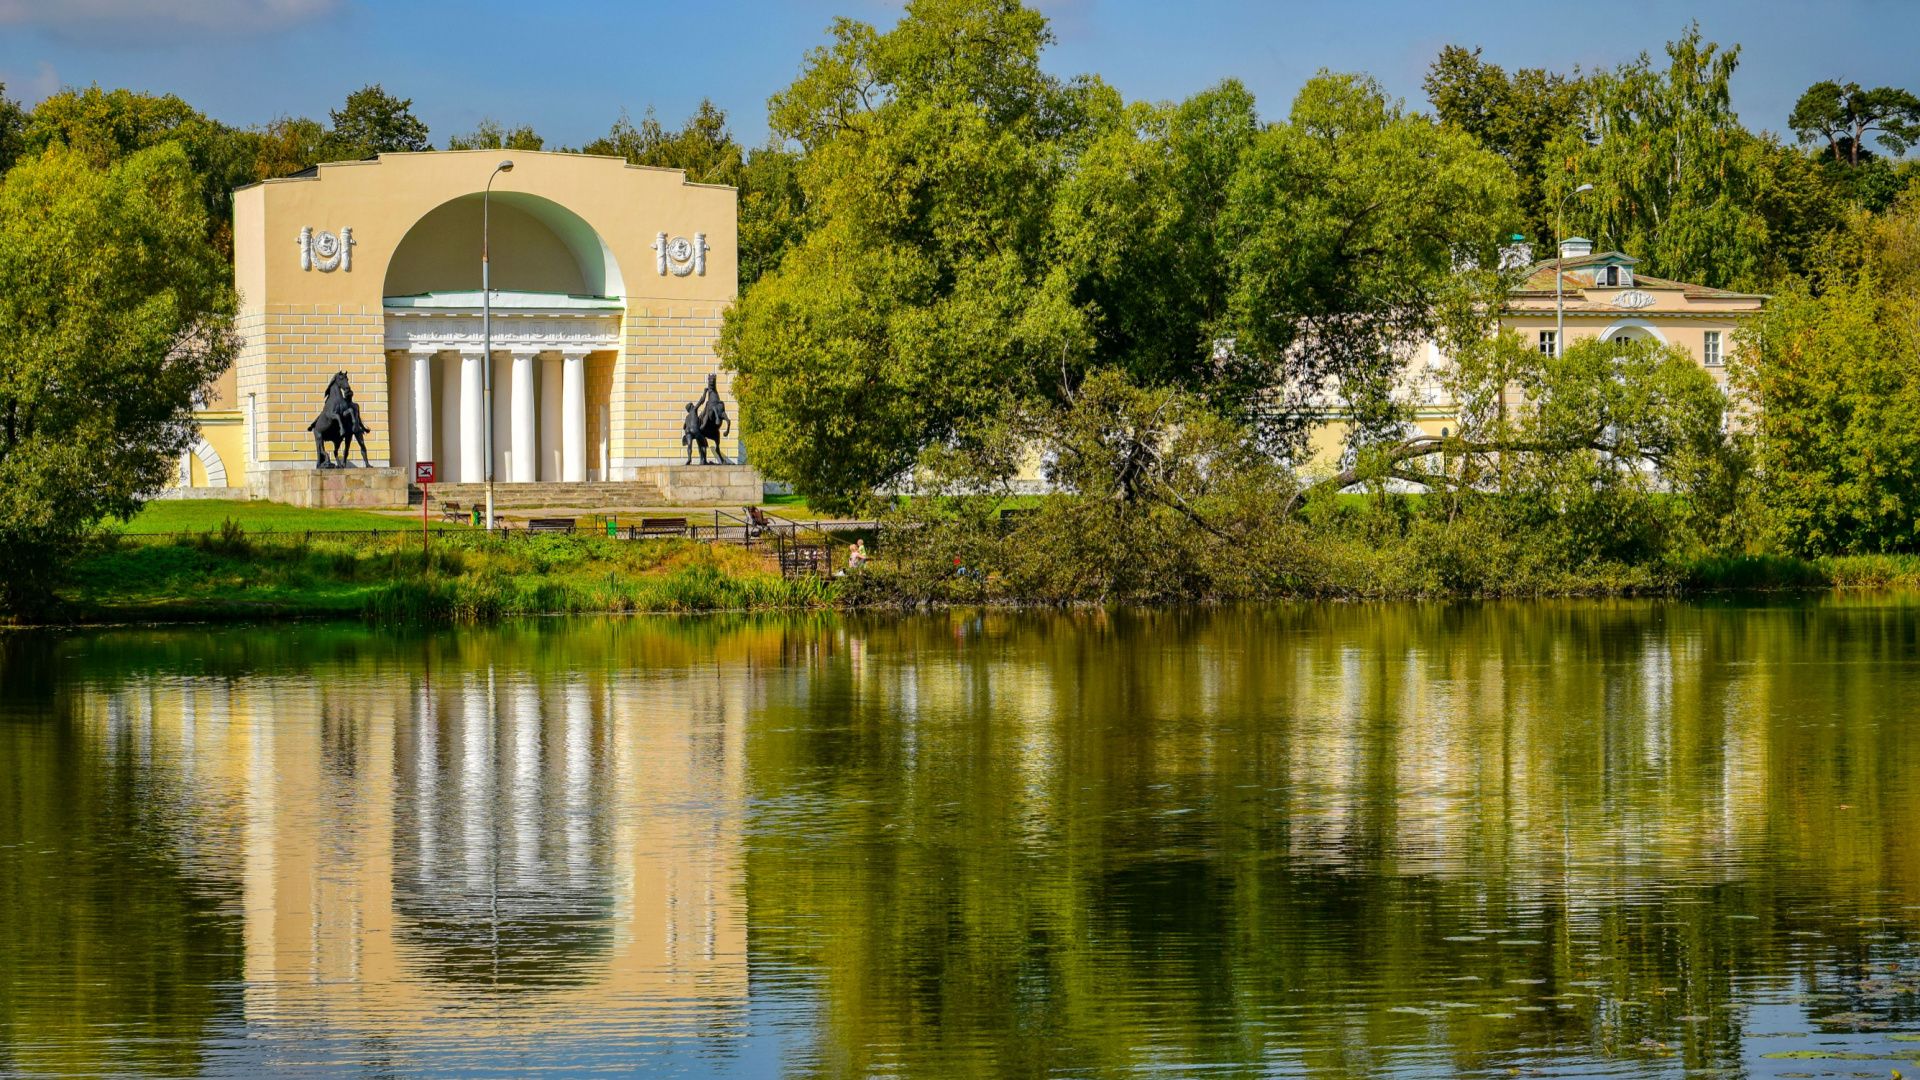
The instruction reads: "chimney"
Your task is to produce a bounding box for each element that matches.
[1498,242,1533,270]
[1559,236,1593,259]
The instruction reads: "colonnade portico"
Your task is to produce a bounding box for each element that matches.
[385,294,619,484]
[400,346,595,484]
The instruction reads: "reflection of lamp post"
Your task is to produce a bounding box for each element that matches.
[483,159,514,532]
[1556,183,1594,357]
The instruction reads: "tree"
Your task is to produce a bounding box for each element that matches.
[325,83,430,159]
[582,100,741,184]
[0,145,238,614]
[1549,25,1773,290]
[1219,73,1518,456]
[21,86,257,254]
[445,118,544,151]
[737,145,807,287]
[1790,80,1920,166]
[1424,45,1584,246]
[582,100,807,285]
[248,114,326,180]
[0,82,24,176]
[1051,81,1259,396]
[717,0,1097,512]
[1738,194,1920,554]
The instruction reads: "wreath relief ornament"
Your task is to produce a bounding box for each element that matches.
[297,226,355,272]
[654,231,708,276]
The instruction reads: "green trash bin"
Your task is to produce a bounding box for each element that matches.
[606,517,618,538]
[470,506,480,527]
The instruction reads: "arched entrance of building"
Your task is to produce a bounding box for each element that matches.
[1600,318,1669,349]
[381,193,625,484]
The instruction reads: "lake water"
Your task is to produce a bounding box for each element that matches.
[3,601,1920,1078]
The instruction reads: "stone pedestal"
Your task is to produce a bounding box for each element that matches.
[636,464,763,506]
[263,467,412,509]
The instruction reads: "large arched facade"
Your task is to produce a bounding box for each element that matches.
[227,150,744,500]
[380,192,626,483]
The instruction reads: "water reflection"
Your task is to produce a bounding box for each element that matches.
[1,602,1919,1076]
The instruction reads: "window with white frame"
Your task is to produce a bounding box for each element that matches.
[1539,330,1557,356]
[1703,330,1723,366]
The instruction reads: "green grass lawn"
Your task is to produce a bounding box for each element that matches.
[62,530,834,622]
[117,499,458,534]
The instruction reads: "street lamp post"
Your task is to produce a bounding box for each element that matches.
[482,159,514,531]
[1555,183,1594,358]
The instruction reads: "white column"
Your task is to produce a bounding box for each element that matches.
[459,351,485,484]
[561,350,587,483]
[411,349,435,468]
[510,351,537,483]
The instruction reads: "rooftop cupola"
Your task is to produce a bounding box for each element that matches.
[1559,236,1593,259]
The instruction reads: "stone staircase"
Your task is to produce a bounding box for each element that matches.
[415,480,667,510]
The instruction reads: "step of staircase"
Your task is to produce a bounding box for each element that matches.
[416,480,668,510]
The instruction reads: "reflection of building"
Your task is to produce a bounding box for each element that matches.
[177,150,740,494]
[84,668,749,1050]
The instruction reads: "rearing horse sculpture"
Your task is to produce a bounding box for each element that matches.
[682,373,732,465]
[307,371,370,468]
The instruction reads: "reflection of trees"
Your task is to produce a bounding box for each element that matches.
[391,674,615,991]
[0,668,243,1077]
[746,602,1920,1078]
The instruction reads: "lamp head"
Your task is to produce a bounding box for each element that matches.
[1574,183,1593,194]
[497,160,514,173]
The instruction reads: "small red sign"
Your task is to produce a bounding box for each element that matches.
[415,461,437,483]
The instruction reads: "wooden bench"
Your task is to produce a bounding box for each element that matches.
[524,517,576,534]
[778,543,827,578]
[628,517,689,539]
[440,502,465,524]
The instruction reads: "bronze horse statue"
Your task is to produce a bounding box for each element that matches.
[307,371,370,468]
[682,373,732,465]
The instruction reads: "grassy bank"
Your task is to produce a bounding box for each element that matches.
[33,498,1920,627]
[1682,552,1920,592]
[58,528,835,623]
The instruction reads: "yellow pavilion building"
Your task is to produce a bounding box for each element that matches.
[171,149,755,506]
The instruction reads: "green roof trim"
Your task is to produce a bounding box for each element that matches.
[383,290,625,311]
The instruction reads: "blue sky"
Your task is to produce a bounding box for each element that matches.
[2,0,1915,150]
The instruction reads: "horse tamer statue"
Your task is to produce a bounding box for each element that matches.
[681,373,732,465]
[308,370,371,468]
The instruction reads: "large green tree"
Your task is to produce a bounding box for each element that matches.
[21,86,257,254]
[324,83,430,158]
[0,145,237,614]
[1790,79,1920,166]
[1423,45,1584,246]
[1738,195,1920,554]
[1219,74,1517,454]
[1548,26,1773,289]
[1050,81,1259,395]
[716,0,1098,511]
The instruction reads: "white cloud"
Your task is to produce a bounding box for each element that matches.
[0,0,342,44]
